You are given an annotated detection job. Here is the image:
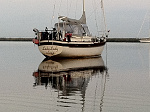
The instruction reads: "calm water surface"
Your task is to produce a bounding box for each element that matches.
[0,41,149,112]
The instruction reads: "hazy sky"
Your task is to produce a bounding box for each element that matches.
[0,0,149,38]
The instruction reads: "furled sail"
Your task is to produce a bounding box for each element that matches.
[59,11,86,25]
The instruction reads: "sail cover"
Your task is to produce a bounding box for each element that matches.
[58,11,86,25]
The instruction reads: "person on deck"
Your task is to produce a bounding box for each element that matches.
[53,28,57,40]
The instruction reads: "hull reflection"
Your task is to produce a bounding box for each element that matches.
[33,57,106,89]
[33,57,108,111]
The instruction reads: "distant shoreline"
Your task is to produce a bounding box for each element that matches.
[0,37,140,42]
[107,38,140,42]
[0,38,33,41]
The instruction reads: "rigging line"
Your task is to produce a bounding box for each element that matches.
[75,0,78,19]
[87,5,99,19]
[67,0,68,16]
[101,0,107,33]
[68,0,72,17]
[136,11,148,38]
[58,0,62,15]
[100,2,106,36]
[87,1,103,25]
[148,11,150,38]
[92,0,99,35]
[106,40,108,68]
[51,0,56,27]
[99,7,105,36]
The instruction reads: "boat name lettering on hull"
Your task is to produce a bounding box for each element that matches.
[42,46,58,51]
[39,45,62,57]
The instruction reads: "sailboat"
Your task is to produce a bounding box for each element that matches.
[33,0,108,58]
[138,11,150,43]
[139,28,150,43]
[140,38,150,43]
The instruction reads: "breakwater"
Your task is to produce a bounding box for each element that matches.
[107,38,140,42]
[0,38,33,41]
[0,38,140,42]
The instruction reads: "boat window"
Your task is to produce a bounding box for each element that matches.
[55,23,90,36]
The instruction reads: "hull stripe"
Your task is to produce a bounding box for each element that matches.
[39,42,106,48]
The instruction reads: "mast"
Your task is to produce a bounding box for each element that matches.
[83,0,85,13]
[79,0,86,24]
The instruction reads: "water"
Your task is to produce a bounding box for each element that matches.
[0,41,149,112]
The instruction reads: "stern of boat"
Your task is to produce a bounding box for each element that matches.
[38,45,63,57]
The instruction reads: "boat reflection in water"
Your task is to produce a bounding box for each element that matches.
[33,57,108,111]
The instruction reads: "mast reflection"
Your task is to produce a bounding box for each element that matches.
[33,57,108,111]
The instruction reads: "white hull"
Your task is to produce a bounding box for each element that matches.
[38,41,105,58]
